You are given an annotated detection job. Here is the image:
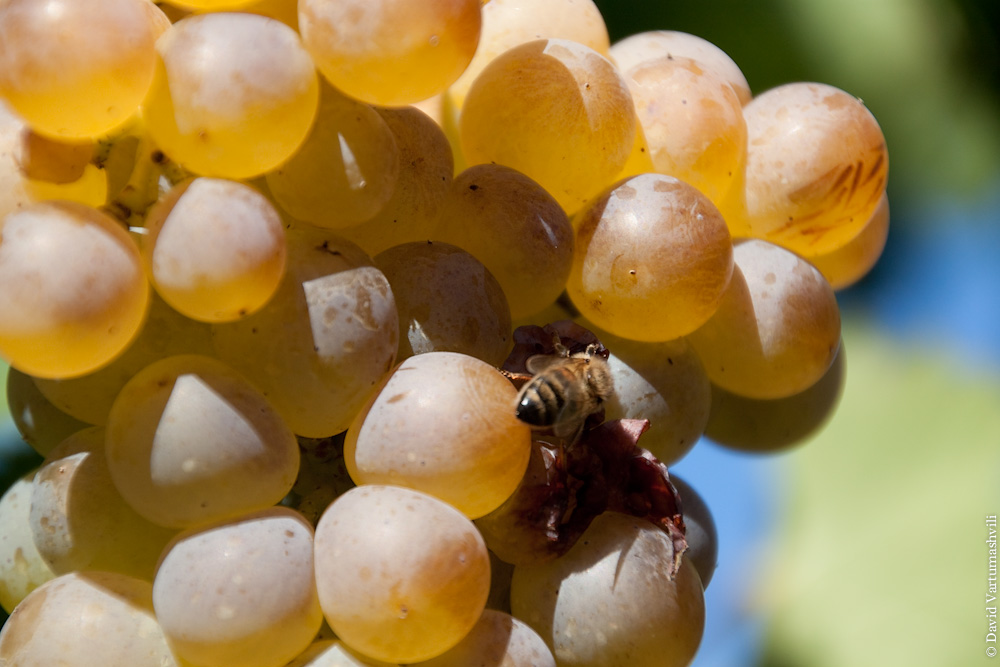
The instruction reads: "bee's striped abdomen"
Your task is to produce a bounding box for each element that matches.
[515,368,574,427]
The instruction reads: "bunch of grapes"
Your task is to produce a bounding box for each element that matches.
[0,0,888,664]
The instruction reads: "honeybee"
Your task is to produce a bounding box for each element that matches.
[514,342,614,443]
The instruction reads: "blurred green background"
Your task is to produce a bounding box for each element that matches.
[2,1,999,665]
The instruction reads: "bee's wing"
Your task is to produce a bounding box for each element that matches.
[525,353,569,375]
[552,417,586,444]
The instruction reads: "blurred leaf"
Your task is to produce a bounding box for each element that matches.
[755,324,1000,666]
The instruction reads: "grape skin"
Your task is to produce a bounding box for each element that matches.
[153,508,322,667]
[313,485,491,664]
[104,354,300,529]
[688,238,842,399]
[143,13,319,179]
[0,0,164,139]
[345,351,531,519]
[143,177,287,323]
[0,571,178,666]
[511,512,705,667]
[0,472,55,613]
[0,201,150,379]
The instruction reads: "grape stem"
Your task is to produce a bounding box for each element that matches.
[96,124,190,228]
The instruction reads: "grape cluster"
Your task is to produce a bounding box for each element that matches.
[0,0,888,665]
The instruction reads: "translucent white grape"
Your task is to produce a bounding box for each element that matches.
[459,38,637,212]
[511,512,704,667]
[686,239,842,399]
[286,640,400,667]
[31,292,215,426]
[299,0,482,106]
[314,485,491,663]
[0,472,55,613]
[0,0,164,139]
[340,105,455,256]
[211,227,399,437]
[0,571,178,666]
[567,173,733,342]
[29,427,177,580]
[266,83,400,229]
[408,609,556,667]
[594,328,712,465]
[153,507,322,667]
[444,0,610,118]
[0,200,150,379]
[105,354,299,528]
[705,341,846,452]
[432,163,575,320]
[809,192,890,290]
[143,12,319,178]
[609,30,752,104]
[143,177,287,322]
[374,241,512,366]
[0,101,107,220]
[345,351,531,519]
[743,82,888,256]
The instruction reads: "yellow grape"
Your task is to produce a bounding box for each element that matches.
[299,0,482,106]
[374,241,512,366]
[743,82,888,256]
[29,427,177,581]
[808,192,890,290]
[153,508,322,667]
[687,239,842,399]
[0,104,107,206]
[459,38,637,212]
[0,572,178,666]
[340,105,455,256]
[0,0,165,140]
[624,56,748,226]
[0,472,55,613]
[31,292,214,426]
[409,609,556,667]
[313,485,491,663]
[433,164,575,320]
[5,367,89,457]
[143,177,287,322]
[105,354,300,528]
[239,0,300,31]
[0,201,149,379]
[609,30,752,105]
[705,341,846,453]
[163,0,256,11]
[567,174,734,342]
[345,351,531,519]
[211,227,399,437]
[143,12,319,179]
[0,102,107,224]
[266,83,401,228]
[611,121,656,183]
[511,512,704,667]
[444,0,609,118]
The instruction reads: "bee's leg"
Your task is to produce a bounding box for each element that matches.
[553,418,586,447]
